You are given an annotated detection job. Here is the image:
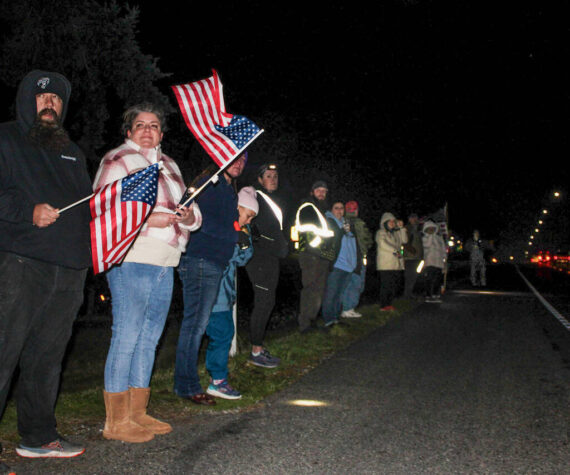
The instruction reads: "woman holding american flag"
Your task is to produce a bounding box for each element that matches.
[93,103,201,443]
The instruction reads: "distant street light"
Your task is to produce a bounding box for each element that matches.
[543,209,548,214]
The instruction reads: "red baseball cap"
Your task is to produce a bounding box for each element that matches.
[345,201,358,213]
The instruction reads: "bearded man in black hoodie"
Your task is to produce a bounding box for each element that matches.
[295,181,340,333]
[0,70,91,463]
[246,163,288,368]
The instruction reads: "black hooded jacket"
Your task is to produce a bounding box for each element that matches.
[0,70,92,269]
[250,184,288,259]
[296,195,340,262]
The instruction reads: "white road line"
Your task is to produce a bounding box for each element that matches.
[515,265,570,332]
[451,290,531,297]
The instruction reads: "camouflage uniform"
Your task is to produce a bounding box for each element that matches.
[467,231,486,286]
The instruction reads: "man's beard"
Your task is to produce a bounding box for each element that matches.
[314,196,330,213]
[28,109,71,152]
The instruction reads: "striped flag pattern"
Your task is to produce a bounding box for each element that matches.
[90,162,159,274]
[171,69,261,167]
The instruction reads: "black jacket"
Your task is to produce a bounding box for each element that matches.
[250,186,288,259]
[0,70,92,269]
[296,196,340,262]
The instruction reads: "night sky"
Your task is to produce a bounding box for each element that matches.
[2,2,566,250]
[136,2,568,246]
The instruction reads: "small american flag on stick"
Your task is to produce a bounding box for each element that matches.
[171,69,262,167]
[90,162,160,274]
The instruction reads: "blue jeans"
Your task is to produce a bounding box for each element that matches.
[174,256,225,396]
[105,262,173,393]
[342,266,366,310]
[205,310,234,381]
[322,267,352,324]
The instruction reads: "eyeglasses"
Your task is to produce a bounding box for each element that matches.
[132,122,161,132]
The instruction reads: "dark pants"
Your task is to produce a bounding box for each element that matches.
[404,259,421,297]
[378,270,402,308]
[246,254,280,346]
[424,266,443,297]
[0,252,86,446]
[298,253,330,331]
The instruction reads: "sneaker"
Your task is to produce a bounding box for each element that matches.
[425,296,442,303]
[206,379,242,400]
[341,309,362,318]
[16,437,85,458]
[248,349,280,368]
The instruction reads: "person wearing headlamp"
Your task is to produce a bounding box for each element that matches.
[245,163,288,368]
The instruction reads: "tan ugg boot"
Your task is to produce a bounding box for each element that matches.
[129,387,172,435]
[102,390,154,443]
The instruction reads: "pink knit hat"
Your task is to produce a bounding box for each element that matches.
[238,186,258,214]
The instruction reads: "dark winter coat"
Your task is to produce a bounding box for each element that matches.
[250,186,288,259]
[0,70,92,269]
[296,196,341,262]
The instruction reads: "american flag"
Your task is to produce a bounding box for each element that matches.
[90,162,159,274]
[171,69,261,167]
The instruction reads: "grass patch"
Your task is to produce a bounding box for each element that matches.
[0,300,407,442]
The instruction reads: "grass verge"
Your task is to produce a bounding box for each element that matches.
[0,300,411,443]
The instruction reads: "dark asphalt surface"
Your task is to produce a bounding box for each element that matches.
[8,264,570,474]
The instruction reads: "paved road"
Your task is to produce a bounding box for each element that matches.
[10,265,570,474]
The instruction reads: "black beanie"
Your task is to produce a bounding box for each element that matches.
[34,74,68,101]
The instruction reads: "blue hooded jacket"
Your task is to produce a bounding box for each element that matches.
[325,211,357,273]
[212,227,254,312]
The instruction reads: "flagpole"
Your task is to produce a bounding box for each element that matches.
[442,202,449,294]
[56,135,261,216]
[179,129,264,208]
[59,161,165,215]
[229,269,238,357]
[58,193,94,214]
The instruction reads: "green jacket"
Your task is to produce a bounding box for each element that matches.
[348,217,373,258]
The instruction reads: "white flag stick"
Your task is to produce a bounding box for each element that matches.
[229,269,238,357]
[179,129,264,208]
[58,161,165,215]
[58,193,94,214]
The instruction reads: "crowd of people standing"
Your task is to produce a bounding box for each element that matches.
[0,70,451,470]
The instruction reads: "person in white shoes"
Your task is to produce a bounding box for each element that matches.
[341,308,362,318]
[340,201,373,318]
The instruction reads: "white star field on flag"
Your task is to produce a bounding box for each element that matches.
[121,164,158,205]
[90,162,160,274]
[214,115,260,150]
